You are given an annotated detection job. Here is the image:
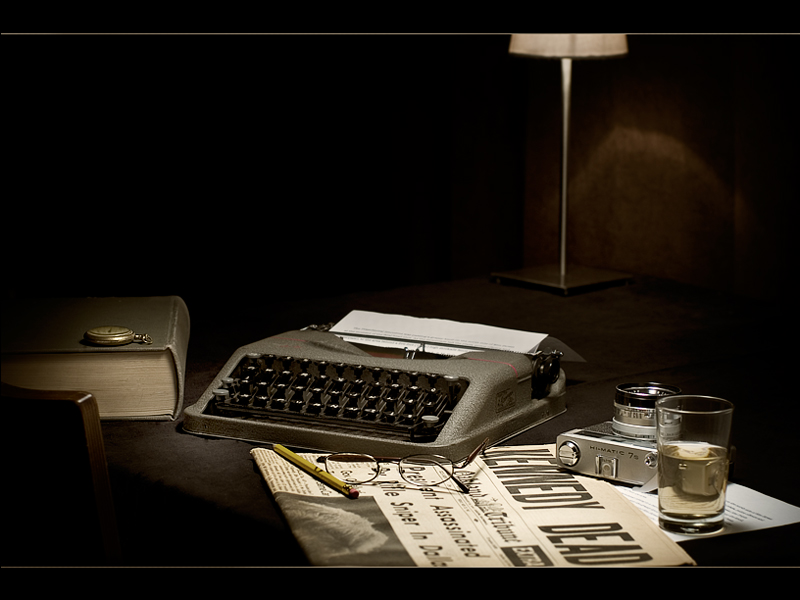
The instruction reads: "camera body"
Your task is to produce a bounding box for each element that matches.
[557,421,659,486]
[556,382,680,486]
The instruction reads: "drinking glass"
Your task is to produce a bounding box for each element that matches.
[656,395,734,535]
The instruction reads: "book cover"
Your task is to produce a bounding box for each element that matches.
[1,296,190,420]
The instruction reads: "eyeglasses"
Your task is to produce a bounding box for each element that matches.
[317,438,489,494]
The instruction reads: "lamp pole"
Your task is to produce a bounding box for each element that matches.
[559,57,572,287]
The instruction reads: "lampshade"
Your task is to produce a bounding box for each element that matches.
[509,34,628,59]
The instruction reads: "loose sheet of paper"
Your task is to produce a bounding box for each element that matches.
[614,483,800,542]
[330,310,548,357]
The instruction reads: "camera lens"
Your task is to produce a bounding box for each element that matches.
[611,382,681,440]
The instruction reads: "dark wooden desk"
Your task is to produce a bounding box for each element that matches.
[99,276,799,567]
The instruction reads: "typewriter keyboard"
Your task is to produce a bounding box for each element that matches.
[205,352,469,442]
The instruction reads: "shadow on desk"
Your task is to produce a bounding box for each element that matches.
[104,422,309,567]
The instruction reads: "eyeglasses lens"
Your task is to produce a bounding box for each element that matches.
[399,455,454,486]
[325,454,379,484]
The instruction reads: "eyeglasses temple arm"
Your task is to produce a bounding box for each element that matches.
[450,437,490,493]
[454,437,490,468]
[450,474,470,493]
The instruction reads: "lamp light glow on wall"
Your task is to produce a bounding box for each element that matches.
[492,34,634,295]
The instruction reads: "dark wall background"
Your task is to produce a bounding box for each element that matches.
[520,34,796,300]
[3,34,794,311]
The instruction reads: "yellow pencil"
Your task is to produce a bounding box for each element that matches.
[273,444,360,499]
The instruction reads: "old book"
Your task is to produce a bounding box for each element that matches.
[1,296,190,420]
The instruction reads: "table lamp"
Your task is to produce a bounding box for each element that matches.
[492,34,633,295]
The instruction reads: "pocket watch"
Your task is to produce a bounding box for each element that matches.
[83,325,153,346]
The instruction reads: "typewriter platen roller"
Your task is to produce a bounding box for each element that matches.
[183,329,566,461]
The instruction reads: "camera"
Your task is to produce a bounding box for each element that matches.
[556,382,681,486]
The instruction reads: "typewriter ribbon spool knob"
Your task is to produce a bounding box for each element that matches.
[528,350,563,398]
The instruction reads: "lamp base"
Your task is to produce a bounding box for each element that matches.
[491,264,634,296]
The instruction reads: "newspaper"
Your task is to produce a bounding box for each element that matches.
[251,444,695,567]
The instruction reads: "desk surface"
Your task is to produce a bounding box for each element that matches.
[100,276,799,567]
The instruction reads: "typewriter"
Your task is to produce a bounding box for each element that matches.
[183,328,566,461]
